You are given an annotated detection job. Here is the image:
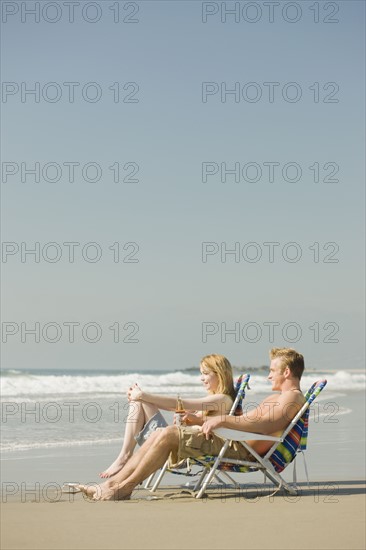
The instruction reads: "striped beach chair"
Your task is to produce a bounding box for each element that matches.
[194,379,327,498]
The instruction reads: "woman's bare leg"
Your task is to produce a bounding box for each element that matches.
[99,401,160,478]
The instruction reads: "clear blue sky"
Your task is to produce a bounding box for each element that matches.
[1,1,365,371]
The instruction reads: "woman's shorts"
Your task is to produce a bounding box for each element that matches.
[135,411,168,446]
[168,426,253,468]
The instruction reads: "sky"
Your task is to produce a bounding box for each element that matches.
[1,0,365,372]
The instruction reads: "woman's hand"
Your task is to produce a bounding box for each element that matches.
[181,412,202,426]
[127,383,143,402]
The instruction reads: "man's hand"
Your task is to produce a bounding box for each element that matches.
[202,415,225,440]
[127,383,143,401]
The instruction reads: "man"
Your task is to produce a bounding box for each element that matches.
[78,347,305,500]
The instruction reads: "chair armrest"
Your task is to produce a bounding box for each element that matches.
[213,427,282,442]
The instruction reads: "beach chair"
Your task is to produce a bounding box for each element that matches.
[146,374,251,492]
[194,379,327,498]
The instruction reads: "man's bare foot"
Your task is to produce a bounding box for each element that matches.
[76,484,99,499]
[99,454,131,478]
[94,481,133,501]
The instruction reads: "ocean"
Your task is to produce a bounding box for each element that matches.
[1,367,365,487]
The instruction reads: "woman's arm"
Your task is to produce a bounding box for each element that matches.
[128,385,232,414]
[182,411,204,426]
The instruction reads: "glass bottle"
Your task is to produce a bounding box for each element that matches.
[174,395,185,426]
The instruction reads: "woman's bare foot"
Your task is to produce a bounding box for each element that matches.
[99,454,131,478]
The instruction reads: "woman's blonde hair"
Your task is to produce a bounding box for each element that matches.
[200,354,236,400]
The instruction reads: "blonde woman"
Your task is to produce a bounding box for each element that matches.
[100,354,236,478]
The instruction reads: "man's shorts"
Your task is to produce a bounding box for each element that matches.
[135,411,168,446]
[168,426,253,468]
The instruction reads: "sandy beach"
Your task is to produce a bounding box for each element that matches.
[1,481,365,550]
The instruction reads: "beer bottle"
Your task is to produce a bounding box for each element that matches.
[174,395,185,426]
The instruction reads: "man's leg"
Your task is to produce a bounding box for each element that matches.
[78,426,179,500]
[98,425,179,500]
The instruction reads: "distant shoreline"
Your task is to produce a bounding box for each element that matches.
[2,366,364,375]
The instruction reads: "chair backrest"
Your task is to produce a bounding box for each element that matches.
[231,374,251,416]
[300,379,327,449]
[269,379,327,473]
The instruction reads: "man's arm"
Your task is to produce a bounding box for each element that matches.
[202,392,304,439]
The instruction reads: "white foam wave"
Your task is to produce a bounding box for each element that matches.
[0,371,201,400]
[325,370,366,390]
[247,372,365,394]
[1,436,122,453]
[1,369,364,401]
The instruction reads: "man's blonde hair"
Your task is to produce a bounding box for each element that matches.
[270,348,305,380]
[200,354,236,400]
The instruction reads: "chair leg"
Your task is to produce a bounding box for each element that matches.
[196,441,230,499]
[150,460,169,492]
[219,471,238,487]
[193,467,209,492]
[193,465,230,492]
[264,469,297,496]
[144,472,156,489]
